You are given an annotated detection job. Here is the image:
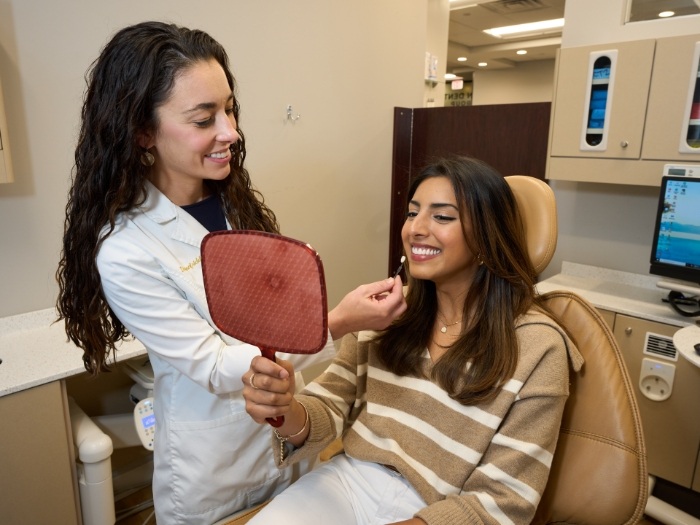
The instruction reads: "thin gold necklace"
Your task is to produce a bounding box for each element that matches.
[437,313,462,334]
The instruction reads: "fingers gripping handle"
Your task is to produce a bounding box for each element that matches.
[261,347,285,428]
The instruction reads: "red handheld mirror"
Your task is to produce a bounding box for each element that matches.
[201,230,328,427]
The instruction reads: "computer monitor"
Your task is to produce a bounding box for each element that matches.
[649,175,700,298]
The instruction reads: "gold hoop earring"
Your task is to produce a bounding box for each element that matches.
[140,150,155,167]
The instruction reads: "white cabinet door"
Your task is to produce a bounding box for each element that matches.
[643,34,700,162]
[0,382,80,523]
[549,39,656,161]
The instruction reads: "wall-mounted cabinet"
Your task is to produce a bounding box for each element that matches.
[0,73,14,184]
[547,34,700,186]
[550,40,655,161]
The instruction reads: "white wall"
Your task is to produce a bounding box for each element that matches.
[472,60,556,105]
[0,0,428,318]
[544,0,700,280]
[545,181,660,280]
[3,0,695,317]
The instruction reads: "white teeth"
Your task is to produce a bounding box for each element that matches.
[208,152,228,159]
[412,246,441,256]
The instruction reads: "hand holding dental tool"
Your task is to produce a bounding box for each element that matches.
[327,275,407,336]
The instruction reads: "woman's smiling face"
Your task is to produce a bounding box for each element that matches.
[145,59,240,200]
[401,176,479,288]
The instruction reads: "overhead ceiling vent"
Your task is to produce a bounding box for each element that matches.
[481,0,550,15]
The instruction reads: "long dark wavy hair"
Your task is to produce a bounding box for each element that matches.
[376,156,556,405]
[56,21,279,375]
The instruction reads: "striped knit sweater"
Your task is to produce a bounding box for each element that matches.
[276,310,583,525]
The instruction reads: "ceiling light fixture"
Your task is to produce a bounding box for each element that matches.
[445,73,458,80]
[658,11,675,17]
[516,50,527,55]
[448,0,479,9]
[478,62,488,67]
[484,18,565,38]
[457,57,467,62]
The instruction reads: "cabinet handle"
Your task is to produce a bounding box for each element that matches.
[620,140,629,148]
[625,327,632,335]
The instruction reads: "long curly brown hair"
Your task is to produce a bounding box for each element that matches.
[376,156,557,405]
[56,21,279,375]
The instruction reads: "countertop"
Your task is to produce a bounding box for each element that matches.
[674,325,700,368]
[537,262,697,329]
[0,308,145,398]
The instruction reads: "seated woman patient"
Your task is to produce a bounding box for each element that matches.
[243,156,582,525]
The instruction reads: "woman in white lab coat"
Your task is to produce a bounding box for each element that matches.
[55,21,405,525]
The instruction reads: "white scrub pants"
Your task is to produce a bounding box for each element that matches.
[247,454,427,525]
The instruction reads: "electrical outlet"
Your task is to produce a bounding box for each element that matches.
[639,357,676,401]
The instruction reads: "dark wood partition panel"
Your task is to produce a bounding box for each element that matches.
[389,102,551,275]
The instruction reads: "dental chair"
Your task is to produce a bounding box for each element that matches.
[507,175,647,525]
[218,175,648,525]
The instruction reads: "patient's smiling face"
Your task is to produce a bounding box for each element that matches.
[401,176,479,290]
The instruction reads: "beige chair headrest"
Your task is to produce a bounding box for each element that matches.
[504,176,557,275]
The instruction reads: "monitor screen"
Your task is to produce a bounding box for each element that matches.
[649,176,700,289]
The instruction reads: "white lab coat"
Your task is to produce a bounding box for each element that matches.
[96,182,335,524]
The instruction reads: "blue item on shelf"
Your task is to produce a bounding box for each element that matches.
[592,67,611,80]
[590,109,606,120]
[591,89,608,100]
